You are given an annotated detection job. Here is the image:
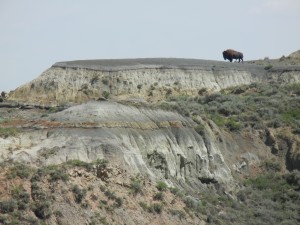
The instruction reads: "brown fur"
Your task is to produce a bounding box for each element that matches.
[223,49,243,63]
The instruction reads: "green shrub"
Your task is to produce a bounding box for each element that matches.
[130,179,143,195]
[31,182,47,201]
[195,124,205,135]
[114,197,123,207]
[31,201,52,219]
[198,88,207,95]
[284,170,300,188]
[244,175,272,190]
[169,209,186,219]
[139,201,148,211]
[48,107,59,113]
[48,167,69,182]
[66,159,93,171]
[210,114,227,127]
[166,89,172,96]
[6,163,31,179]
[0,200,17,213]
[264,64,273,70]
[102,91,110,99]
[280,109,300,123]
[156,181,168,191]
[170,187,184,197]
[101,78,109,85]
[0,127,18,138]
[72,185,86,204]
[94,158,108,166]
[225,118,242,131]
[11,186,30,210]
[202,93,222,104]
[152,203,163,214]
[184,195,199,210]
[137,84,143,91]
[104,190,116,200]
[286,83,300,95]
[264,160,282,172]
[153,192,164,201]
[32,165,69,182]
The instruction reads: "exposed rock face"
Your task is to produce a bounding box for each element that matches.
[8,58,300,105]
[2,102,238,188]
[4,57,300,188]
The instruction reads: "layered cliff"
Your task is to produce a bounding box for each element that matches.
[1,101,236,186]
[8,58,300,105]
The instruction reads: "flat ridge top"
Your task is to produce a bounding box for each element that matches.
[52,58,300,72]
[52,58,249,71]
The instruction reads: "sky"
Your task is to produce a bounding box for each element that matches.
[1,0,300,92]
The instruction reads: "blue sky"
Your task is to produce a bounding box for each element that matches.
[1,0,300,92]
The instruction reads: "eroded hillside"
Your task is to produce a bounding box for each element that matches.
[1,52,300,224]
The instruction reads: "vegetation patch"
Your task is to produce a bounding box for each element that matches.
[130,179,143,195]
[66,159,93,171]
[71,185,86,204]
[0,127,19,138]
[31,164,69,182]
[264,64,273,70]
[153,191,164,201]
[6,163,32,179]
[280,109,300,123]
[156,181,168,191]
[154,82,300,131]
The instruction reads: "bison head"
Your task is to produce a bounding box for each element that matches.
[222,51,227,60]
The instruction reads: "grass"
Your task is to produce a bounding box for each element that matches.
[0,127,18,138]
[280,109,300,123]
[153,82,300,131]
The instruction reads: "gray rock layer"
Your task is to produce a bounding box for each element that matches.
[2,102,235,188]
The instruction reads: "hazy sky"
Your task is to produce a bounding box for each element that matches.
[1,0,300,92]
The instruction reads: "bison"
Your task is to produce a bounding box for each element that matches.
[223,49,243,63]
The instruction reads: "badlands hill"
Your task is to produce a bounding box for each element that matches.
[0,52,300,224]
[8,56,300,105]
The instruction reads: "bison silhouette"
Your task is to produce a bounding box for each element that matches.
[223,49,243,63]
